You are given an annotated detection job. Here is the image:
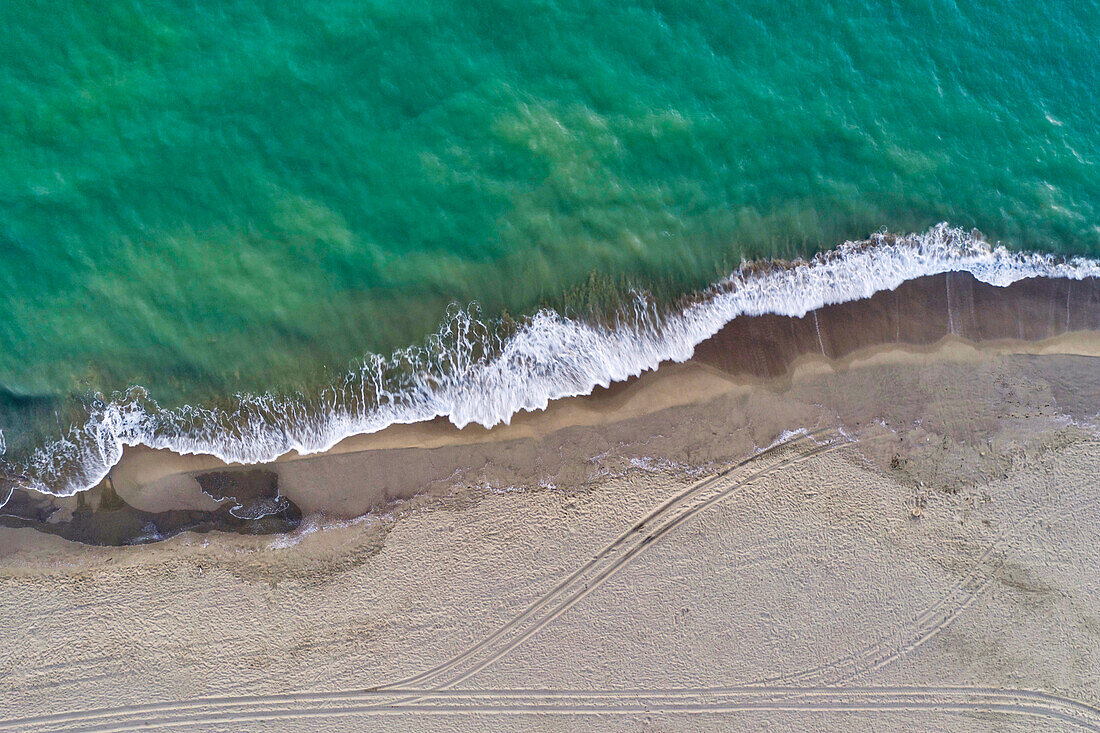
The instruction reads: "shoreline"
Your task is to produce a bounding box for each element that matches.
[5,225,1100,506]
[1,313,1099,730]
[2,272,1100,730]
[4,270,1100,545]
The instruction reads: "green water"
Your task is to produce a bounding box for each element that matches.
[1,0,1098,449]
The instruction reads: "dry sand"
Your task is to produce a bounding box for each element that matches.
[1,324,1100,730]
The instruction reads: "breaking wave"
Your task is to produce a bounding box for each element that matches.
[5,224,1100,501]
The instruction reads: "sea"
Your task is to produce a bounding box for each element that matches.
[0,0,1097,500]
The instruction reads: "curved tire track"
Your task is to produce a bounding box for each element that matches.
[4,433,1096,732]
[383,430,849,693]
[760,489,1100,688]
[0,431,847,732]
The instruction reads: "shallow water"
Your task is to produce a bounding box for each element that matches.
[1,0,1098,495]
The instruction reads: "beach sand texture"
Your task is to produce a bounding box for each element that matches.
[1,305,1099,730]
[4,1,1100,726]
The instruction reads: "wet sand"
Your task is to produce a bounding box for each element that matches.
[7,272,1100,542]
[0,275,1099,730]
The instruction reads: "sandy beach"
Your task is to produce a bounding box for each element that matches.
[1,275,1100,730]
[5,0,1098,726]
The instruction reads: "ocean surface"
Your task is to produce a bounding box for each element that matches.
[1,0,1098,499]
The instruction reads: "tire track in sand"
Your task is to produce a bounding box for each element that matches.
[758,484,1100,688]
[0,431,848,732]
[8,433,1095,732]
[17,686,1100,732]
[381,429,848,694]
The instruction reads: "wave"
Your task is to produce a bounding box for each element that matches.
[4,223,1100,502]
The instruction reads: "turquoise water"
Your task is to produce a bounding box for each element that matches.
[0,1,1098,488]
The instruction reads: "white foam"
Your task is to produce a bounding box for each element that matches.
[7,224,1100,500]
[267,512,376,550]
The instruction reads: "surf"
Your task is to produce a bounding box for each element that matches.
[4,223,1100,504]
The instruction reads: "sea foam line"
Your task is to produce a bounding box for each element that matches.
[5,223,1100,500]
